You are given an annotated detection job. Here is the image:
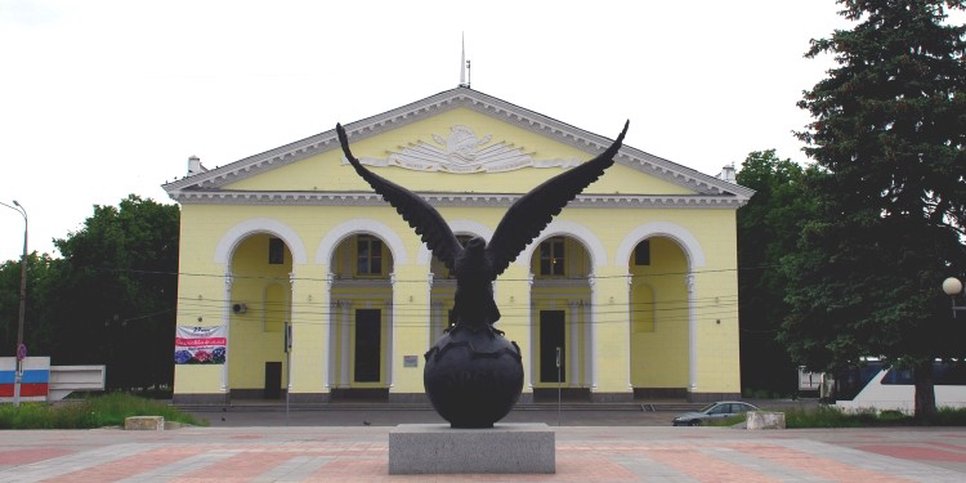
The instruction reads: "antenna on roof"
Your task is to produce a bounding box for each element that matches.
[459,33,471,89]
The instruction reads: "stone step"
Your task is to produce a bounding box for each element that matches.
[175,400,707,413]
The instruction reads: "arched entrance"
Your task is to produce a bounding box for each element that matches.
[628,236,690,399]
[227,233,292,399]
[328,233,394,399]
[529,235,594,401]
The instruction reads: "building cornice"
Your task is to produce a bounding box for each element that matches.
[162,88,754,202]
[168,189,748,209]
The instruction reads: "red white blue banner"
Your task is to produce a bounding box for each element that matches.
[1,356,49,400]
[175,326,227,364]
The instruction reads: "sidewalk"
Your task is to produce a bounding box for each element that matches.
[2,425,966,481]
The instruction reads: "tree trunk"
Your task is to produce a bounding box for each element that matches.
[913,359,937,420]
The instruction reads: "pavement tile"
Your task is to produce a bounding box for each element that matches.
[0,448,72,466]
[2,426,966,482]
[857,444,966,462]
[43,447,193,483]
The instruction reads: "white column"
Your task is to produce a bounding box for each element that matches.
[588,273,598,390]
[427,273,436,345]
[626,272,634,391]
[340,300,351,386]
[686,273,697,393]
[527,273,536,390]
[583,299,593,388]
[388,272,396,388]
[568,301,579,387]
[324,273,334,389]
[287,271,296,392]
[222,271,233,394]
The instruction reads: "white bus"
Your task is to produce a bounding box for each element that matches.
[833,361,966,413]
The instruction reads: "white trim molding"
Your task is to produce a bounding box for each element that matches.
[614,222,706,268]
[315,219,409,266]
[213,218,308,265]
[168,190,747,209]
[520,220,607,271]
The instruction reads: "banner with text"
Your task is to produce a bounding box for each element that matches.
[175,326,227,364]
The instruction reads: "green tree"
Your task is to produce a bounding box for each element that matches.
[51,195,180,391]
[0,253,65,358]
[736,150,820,396]
[785,0,966,418]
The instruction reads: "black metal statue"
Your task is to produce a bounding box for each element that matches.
[337,121,628,427]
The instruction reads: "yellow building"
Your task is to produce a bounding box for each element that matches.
[163,87,753,404]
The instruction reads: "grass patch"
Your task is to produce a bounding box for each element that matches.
[782,406,966,428]
[0,393,207,429]
[704,415,746,427]
[698,406,966,428]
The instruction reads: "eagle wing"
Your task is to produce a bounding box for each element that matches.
[336,124,463,271]
[485,121,628,276]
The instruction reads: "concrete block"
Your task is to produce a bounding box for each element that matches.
[746,411,786,430]
[124,416,164,431]
[389,423,554,474]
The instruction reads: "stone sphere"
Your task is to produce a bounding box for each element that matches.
[423,325,524,428]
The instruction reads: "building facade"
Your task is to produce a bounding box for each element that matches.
[163,87,753,404]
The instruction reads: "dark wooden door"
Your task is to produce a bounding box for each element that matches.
[264,361,282,399]
[539,310,566,383]
[354,309,381,383]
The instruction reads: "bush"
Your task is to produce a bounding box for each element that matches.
[0,393,206,429]
[783,406,966,428]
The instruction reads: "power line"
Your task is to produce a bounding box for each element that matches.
[101,263,779,283]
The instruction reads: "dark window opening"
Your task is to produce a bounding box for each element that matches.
[357,235,383,275]
[634,240,651,266]
[269,237,285,265]
[540,238,565,276]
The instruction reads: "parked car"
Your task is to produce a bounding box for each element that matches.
[671,401,759,426]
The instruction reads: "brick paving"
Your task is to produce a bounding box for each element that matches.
[1,426,966,481]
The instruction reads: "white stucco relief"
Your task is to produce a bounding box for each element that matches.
[355,125,581,173]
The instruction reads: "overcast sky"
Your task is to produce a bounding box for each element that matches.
[0,0,857,262]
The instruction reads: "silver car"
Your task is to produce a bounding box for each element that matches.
[671,401,759,426]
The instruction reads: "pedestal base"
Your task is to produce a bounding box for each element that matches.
[388,423,555,474]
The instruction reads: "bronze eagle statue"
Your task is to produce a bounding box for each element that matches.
[336,121,628,330]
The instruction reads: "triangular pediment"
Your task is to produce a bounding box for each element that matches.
[163,88,753,208]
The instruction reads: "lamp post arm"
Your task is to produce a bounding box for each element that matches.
[1,200,27,407]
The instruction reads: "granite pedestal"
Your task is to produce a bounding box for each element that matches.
[388,423,555,474]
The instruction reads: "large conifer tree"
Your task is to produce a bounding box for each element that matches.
[783,0,966,417]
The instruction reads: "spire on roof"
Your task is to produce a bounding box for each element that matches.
[459,33,471,88]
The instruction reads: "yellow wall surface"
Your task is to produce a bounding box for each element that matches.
[171,106,744,400]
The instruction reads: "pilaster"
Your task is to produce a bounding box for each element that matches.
[591,268,631,394]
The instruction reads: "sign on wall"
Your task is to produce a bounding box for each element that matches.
[175,326,227,364]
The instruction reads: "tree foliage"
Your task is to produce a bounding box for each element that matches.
[783,0,966,417]
[0,253,64,358]
[0,195,179,392]
[736,150,820,396]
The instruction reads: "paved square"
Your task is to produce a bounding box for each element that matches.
[2,426,965,481]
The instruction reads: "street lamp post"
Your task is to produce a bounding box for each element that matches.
[1,200,27,407]
[942,277,966,318]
